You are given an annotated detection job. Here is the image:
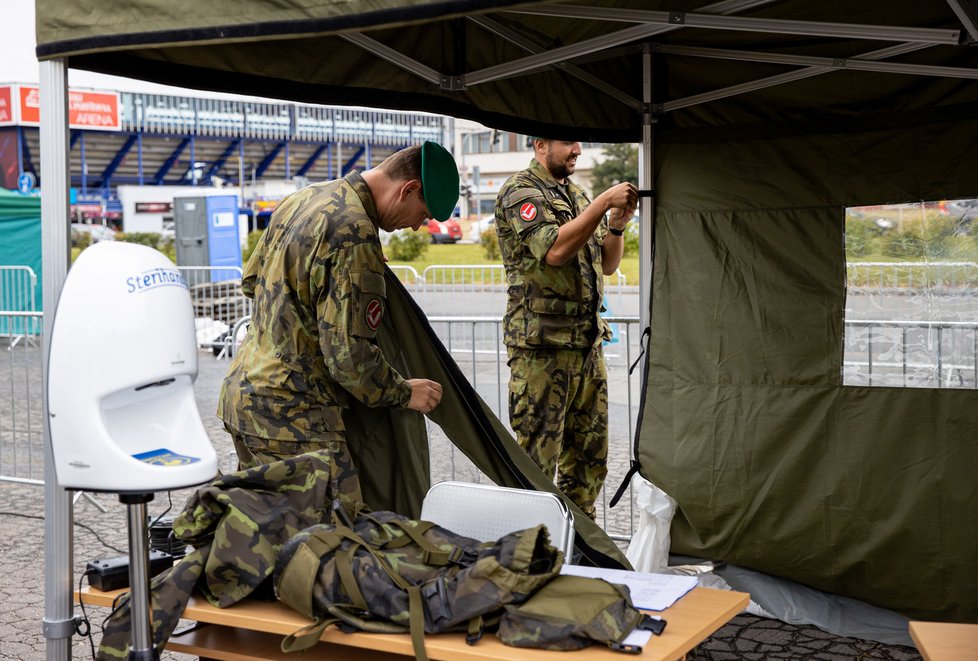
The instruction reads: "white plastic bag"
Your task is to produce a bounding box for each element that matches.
[625,475,677,572]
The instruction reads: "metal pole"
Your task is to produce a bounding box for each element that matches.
[40,58,74,661]
[638,43,654,337]
[123,494,158,661]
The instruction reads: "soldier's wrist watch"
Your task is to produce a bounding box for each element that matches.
[609,226,624,236]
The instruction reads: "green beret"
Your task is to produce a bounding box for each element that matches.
[421,141,459,221]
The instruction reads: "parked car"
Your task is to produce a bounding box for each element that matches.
[424,217,462,243]
[468,215,495,243]
[70,223,117,246]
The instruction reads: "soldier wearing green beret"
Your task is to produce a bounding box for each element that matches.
[218,142,459,512]
[495,138,637,519]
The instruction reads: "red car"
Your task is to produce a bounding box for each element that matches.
[423,218,462,244]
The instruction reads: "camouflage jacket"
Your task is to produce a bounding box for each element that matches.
[96,452,339,660]
[494,159,610,349]
[218,172,411,442]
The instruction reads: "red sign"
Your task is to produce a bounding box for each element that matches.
[0,86,13,125]
[14,85,121,131]
[135,202,174,214]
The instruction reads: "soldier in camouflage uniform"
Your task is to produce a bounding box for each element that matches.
[218,141,459,514]
[495,138,637,519]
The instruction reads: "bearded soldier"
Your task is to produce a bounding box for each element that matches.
[494,138,637,519]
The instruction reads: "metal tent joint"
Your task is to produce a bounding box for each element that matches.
[42,615,77,640]
[669,11,686,25]
[440,75,466,91]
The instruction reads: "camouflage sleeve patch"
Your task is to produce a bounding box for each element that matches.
[502,186,543,209]
[319,244,408,408]
[502,186,547,234]
[350,270,387,339]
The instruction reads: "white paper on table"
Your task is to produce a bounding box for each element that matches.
[559,565,698,611]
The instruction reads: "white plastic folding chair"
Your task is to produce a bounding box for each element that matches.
[420,481,575,560]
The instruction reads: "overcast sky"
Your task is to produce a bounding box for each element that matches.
[1,0,266,98]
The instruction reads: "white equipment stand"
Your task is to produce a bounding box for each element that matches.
[47,242,218,660]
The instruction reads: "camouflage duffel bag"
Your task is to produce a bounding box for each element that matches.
[273,509,562,660]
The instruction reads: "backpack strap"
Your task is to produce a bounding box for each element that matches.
[335,541,370,611]
[331,520,433,661]
[466,614,484,645]
[385,518,464,566]
[280,615,338,653]
[276,531,344,619]
[407,584,429,661]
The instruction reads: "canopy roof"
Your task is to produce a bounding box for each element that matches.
[36,0,978,143]
[35,0,978,625]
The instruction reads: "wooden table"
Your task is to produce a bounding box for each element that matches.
[78,586,749,661]
[909,621,978,661]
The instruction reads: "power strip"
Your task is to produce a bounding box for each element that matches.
[86,550,174,592]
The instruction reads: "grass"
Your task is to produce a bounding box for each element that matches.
[388,241,641,285]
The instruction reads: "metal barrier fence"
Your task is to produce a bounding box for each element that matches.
[216,308,645,540]
[0,266,38,343]
[9,259,976,532]
[0,312,44,485]
[388,265,423,288]
[844,319,978,389]
[422,264,508,290]
[178,266,251,354]
[390,264,631,314]
[846,261,978,289]
[422,314,645,542]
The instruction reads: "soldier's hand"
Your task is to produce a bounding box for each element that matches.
[406,378,443,414]
[600,182,638,212]
[609,206,635,226]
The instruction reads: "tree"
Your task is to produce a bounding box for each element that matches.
[590,143,638,196]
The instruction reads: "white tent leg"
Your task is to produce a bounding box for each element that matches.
[40,58,74,661]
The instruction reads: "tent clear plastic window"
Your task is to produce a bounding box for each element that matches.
[844,199,978,389]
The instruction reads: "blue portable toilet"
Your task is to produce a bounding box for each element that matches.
[173,194,242,282]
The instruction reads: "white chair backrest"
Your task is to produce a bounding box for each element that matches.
[420,481,575,560]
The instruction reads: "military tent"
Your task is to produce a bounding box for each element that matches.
[35,0,978,634]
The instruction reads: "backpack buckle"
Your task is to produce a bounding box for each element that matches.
[609,642,642,654]
[639,614,667,636]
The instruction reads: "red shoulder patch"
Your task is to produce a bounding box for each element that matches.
[519,202,537,222]
[365,298,383,331]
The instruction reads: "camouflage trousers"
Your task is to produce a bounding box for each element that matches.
[226,425,364,518]
[507,345,608,519]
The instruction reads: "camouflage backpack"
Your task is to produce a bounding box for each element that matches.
[273,509,562,660]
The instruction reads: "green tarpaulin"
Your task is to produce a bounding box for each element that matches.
[0,188,42,334]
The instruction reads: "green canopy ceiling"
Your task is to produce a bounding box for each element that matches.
[35,0,978,143]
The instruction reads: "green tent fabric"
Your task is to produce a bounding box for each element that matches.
[642,112,978,622]
[346,268,628,568]
[34,0,978,622]
[0,188,42,334]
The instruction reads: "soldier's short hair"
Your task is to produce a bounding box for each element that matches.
[377,145,423,183]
